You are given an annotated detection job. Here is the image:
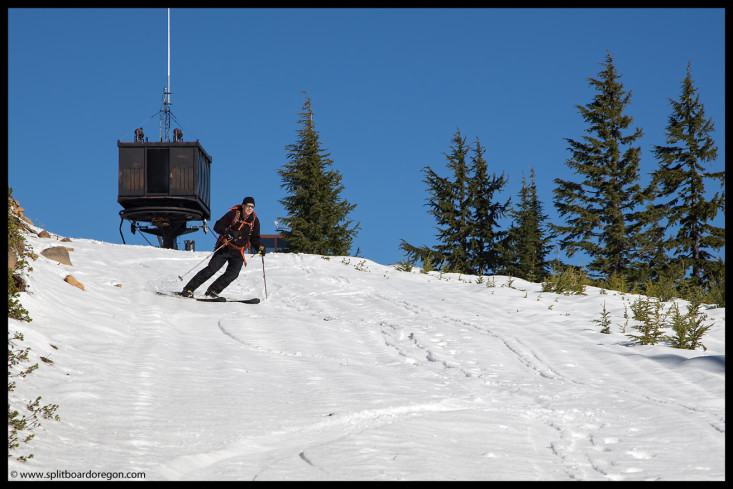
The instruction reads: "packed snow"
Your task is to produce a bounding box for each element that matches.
[8,228,725,481]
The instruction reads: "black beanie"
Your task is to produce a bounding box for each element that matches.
[242,196,255,206]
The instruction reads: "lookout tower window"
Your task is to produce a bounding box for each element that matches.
[146,148,170,194]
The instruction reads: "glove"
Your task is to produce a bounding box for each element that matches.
[224,228,242,241]
[258,245,266,257]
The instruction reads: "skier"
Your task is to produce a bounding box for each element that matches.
[181,196,264,298]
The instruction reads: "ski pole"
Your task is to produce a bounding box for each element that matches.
[177,239,229,281]
[260,246,268,299]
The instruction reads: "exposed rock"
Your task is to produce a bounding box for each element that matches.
[38,230,51,238]
[61,237,72,242]
[8,251,17,270]
[10,200,34,225]
[64,275,84,291]
[40,246,73,266]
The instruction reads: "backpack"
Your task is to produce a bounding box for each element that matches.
[215,205,257,265]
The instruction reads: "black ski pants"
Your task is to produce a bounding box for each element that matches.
[184,246,244,295]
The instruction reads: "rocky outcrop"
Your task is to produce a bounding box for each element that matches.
[9,197,34,226]
[9,197,83,290]
[40,247,73,266]
[64,275,84,291]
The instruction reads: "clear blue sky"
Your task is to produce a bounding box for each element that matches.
[8,8,725,267]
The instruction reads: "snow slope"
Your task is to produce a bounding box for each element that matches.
[8,230,725,481]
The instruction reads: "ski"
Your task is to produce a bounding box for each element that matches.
[232,298,261,304]
[197,297,260,304]
[156,291,259,304]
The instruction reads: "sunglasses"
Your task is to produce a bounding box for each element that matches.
[245,204,255,209]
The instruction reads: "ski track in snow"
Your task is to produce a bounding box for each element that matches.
[8,237,725,481]
[208,254,723,480]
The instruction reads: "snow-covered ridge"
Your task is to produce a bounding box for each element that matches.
[8,230,725,480]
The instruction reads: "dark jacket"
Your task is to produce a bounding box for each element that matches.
[213,205,261,253]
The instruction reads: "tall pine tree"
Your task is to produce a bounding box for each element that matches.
[649,63,725,284]
[413,129,473,274]
[400,130,508,275]
[553,51,647,280]
[468,138,509,276]
[500,168,554,282]
[278,93,359,256]
[437,130,474,273]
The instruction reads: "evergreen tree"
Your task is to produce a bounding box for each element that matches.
[625,199,671,287]
[468,138,509,276]
[400,130,509,275]
[423,129,473,274]
[500,168,554,282]
[553,51,647,280]
[649,63,725,284]
[277,93,359,256]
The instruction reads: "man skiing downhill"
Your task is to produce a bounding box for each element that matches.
[181,196,264,298]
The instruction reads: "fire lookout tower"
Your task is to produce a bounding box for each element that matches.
[117,9,211,249]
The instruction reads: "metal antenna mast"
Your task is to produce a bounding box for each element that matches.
[160,8,171,142]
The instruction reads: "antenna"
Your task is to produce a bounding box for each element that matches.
[168,7,170,104]
[160,8,171,142]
